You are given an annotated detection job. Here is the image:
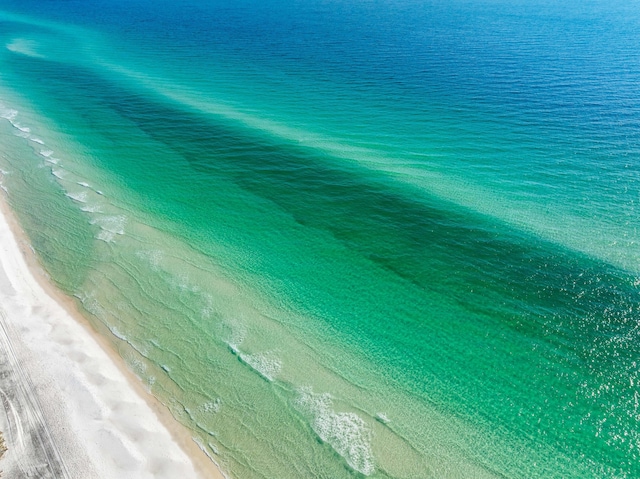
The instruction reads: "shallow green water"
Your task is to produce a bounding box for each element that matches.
[1,1,640,478]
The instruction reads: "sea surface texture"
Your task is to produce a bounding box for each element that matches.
[1,1,639,477]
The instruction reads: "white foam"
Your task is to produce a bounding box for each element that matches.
[128,356,148,378]
[90,215,126,235]
[45,157,60,165]
[15,130,31,139]
[80,204,102,213]
[294,387,375,475]
[30,137,44,145]
[0,108,34,140]
[192,438,214,462]
[0,170,7,192]
[239,352,282,381]
[201,399,222,414]
[96,230,115,243]
[76,290,107,321]
[91,215,126,243]
[192,438,228,479]
[39,149,54,157]
[77,181,91,188]
[375,413,390,424]
[110,326,127,341]
[0,108,18,121]
[227,342,239,355]
[51,168,65,179]
[66,191,88,203]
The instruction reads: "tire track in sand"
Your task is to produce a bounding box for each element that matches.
[0,310,70,479]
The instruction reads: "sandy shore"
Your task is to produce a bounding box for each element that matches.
[0,198,227,478]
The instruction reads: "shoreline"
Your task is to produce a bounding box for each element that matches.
[0,194,227,478]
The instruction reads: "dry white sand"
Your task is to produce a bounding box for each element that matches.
[0,201,226,479]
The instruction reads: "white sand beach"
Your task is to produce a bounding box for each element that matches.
[0,199,226,478]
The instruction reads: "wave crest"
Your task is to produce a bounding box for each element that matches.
[294,387,375,475]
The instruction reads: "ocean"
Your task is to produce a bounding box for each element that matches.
[1,0,639,477]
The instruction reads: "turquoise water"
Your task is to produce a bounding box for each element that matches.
[1,1,640,477]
